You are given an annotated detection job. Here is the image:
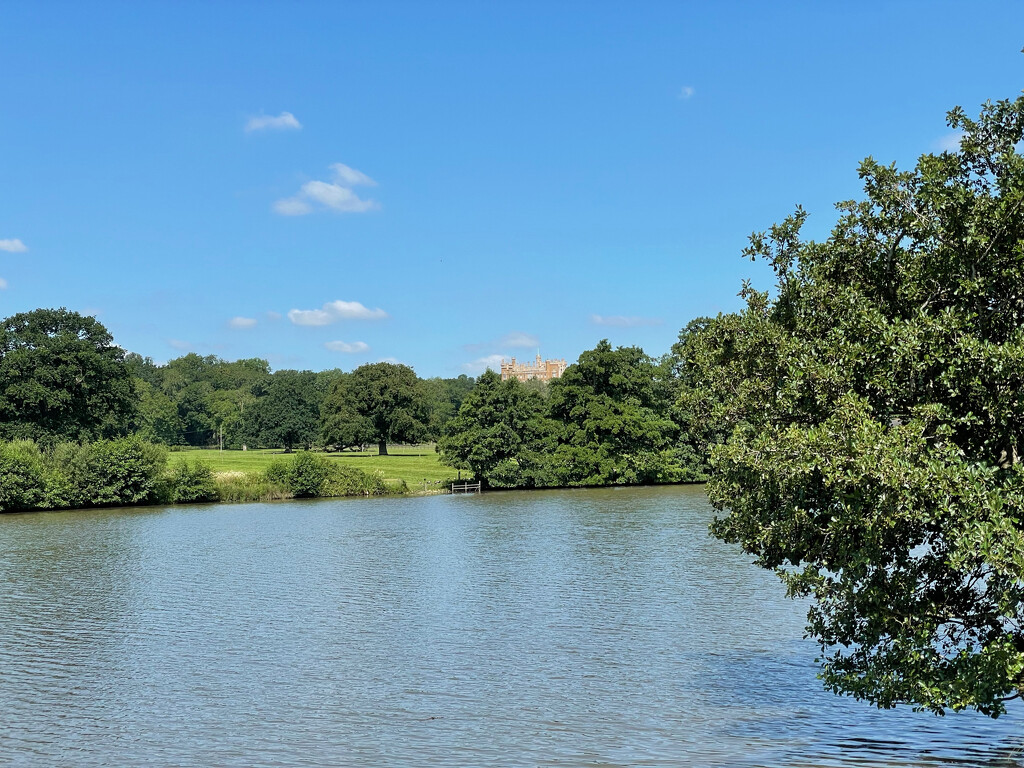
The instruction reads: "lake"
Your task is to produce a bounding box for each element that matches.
[0,485,1020,766]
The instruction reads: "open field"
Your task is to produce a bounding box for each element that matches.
[169,444,461,486]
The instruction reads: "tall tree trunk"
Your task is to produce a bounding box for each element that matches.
[378,440,388,456]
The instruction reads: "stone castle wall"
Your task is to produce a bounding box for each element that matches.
[500,354,568,382]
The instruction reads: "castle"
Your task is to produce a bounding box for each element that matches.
[500,354,568,383]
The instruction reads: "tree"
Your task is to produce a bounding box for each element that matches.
[240,370,320,450]
[692,94,1024,716]
[319,373,374,450]
[133,379,184,445]
[546,340,679,486]
[336,362,428,455]
[670,316,742,482]
[0,308,135,442]
[420,374,477,440]
[437,370,551,487]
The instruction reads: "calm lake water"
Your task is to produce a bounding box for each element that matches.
[0,485,1021,767]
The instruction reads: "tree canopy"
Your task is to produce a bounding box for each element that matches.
[240,370,321,451]
[546,340,679,486]
[0,308,135,442]
[326,362,429,455]
[686,94,1024,716]
[437,370,551,487]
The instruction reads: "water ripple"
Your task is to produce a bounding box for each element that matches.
[0,486,1020,767]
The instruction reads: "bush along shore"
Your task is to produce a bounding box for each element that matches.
[0,437,408,513]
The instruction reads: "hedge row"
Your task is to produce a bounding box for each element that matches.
[0,438,399,513]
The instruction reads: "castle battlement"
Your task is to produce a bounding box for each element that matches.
[500,354,567,383]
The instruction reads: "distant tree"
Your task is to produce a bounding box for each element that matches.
[546,340,679,486]
[338,362,428,455]
[320,374,374,450]
[0,308,135,442]
[437,370,551,487]
[124,352,162,387]
[240,370,320,450]
[519,377,550,399]
[420,374,477,439]
[669,316,732,481]
[133,379,184,445]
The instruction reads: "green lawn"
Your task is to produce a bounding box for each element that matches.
[169,444,462,486]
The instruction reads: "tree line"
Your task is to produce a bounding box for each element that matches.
[0,305,724,487]
[0,308,475,454]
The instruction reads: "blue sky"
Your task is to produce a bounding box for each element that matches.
[1,2,1022,377]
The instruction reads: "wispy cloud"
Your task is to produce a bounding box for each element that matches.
[229,316,257,329]
[0,277,7,290]
[0,238,27,253]
[591,314,663,327]
[272,198,313,216]
[325,340,370,353]
[679,85,695,100]
[935,131,964,152]
[168,339,192,351]
[464,330,540,354]
[265,311,283,321]
[461,354,505,374]
[499,331,539,348]
[273,163,379,216]
[245,111,302,132]
[329,163,377,187]
[288,299,389,326]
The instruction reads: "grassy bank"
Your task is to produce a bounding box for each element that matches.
[170,444,460,487]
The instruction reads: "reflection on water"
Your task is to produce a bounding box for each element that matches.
[0,486,1020,767]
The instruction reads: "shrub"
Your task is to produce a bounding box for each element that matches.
[69,436,168,507]
[287,451,331,497]
[264,458,291,486]
[0,441,45,512]
[215,471,289,503]
[170,460,219,503]
[41,442,84,508]
[322,463,390,497]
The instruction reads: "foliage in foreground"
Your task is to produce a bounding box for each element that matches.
[684,94,1024,716]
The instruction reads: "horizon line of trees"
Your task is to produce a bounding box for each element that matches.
[0,306,719,485]
[0,307,477,454]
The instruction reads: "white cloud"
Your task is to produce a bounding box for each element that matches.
[591,314,663,327]
[330,163,377,187]
[273,198,313,216]
[245,111,302,132]
[168,339,192,351]
[265,310,283,321]
[378,356,401,364]
[288,299,389,326]
[325,340,370,353]
[0,277,7,289]
[461,354,505,374]
[679,85,695,100]
[229,316,257,329]
[273,163,379,216]
[499,331,540,348]
[935,131,964,152]
[301,180,377,213]
[0,238,27,253]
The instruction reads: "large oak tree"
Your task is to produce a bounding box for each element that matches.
[0,308,135,442]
